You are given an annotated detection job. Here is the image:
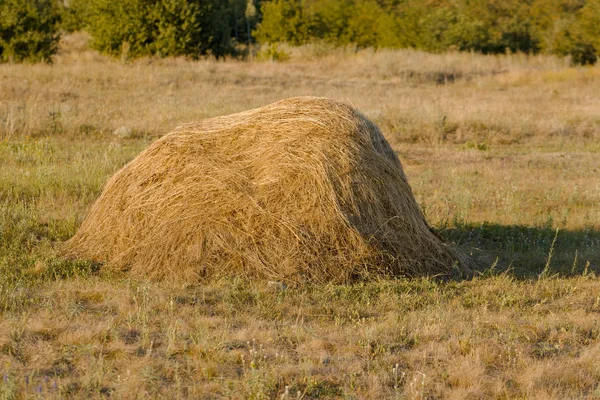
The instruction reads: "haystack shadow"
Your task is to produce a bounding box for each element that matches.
[440,223,600,279]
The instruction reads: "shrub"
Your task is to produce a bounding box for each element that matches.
[84,0,231,59]
[577,0,599,64]
[543,10,598,66]
[59,0,93,32]
[344,0,399,48]
[253,0,309,45]
[84,0,156,58]
[254,0,600,61]
[569,42,597,66]
[256,42,290,61]
[0,0,61,63]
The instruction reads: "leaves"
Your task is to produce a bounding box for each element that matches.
[83,0,232,59]
[254,0,599,64]
[0,0,61,63]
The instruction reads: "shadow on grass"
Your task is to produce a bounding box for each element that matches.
[441,223,600,279]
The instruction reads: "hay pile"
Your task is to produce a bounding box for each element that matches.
[65,97,471,283]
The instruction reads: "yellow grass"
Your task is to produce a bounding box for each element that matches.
[0,33,599,398]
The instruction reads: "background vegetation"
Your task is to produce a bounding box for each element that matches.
[61,0,263,58]
[0,0,61,62]
[255,0,600,64]
[1,0,599,63]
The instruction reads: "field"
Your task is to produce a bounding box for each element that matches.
[1,34,599,398]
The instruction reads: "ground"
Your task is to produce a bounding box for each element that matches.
[0,34,599,399]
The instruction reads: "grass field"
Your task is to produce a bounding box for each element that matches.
[0,34,599,399]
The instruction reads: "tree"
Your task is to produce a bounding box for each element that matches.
[245,0,257,45]
[578,0,600,63]
[254,0,309,45]
[252,0,599,63]
[0,0,61,63]
[84,0,232,59]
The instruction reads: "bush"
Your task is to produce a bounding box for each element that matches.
[577,0,600,64]
[253,0,308,45]
[0,0,61,63]
[84,0,231,59]
[255,0,403,49]
[83,0,156,58]
[59,0,92,32]
[256,42,289,61]
[541,4,598,66]
[569,42,597,65]
[254,0,599,62]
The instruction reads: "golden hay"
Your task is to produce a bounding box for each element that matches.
[64,97,472,283]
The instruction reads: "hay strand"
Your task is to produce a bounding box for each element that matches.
[64,97,472,283]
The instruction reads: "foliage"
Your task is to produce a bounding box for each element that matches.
[253,0,309,45]
[256,42,290,61]
[60,0,264,57]
[444,0,540,54]
[6,0,598,63]
[83,0,150,58]
[81,0,232,58]
[529,0,598,65]
[255,0,600,64]
[0,0,61,63]
[59,0,91,32]
[571,0,600,64]
[255,0,401,48]
[153,0,227,58]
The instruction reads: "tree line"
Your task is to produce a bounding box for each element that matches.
[1,0,598,64]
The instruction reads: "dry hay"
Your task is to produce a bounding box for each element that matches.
[64,97,472,283]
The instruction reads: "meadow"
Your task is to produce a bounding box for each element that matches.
[0,34,599,398]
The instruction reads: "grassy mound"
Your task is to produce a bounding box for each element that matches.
[64,97,471,282]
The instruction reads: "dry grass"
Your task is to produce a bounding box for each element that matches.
[2,276,600,399]
[0,34,599,398]
[65,97,470,283]
[2,33,599,149]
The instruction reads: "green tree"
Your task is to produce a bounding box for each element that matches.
[346,0,401,48]
[84,0,232,58]
[445,0,539,54]
[579,0,600,62]
[85,0,153,57]
[254,0,309,45]
[0,0,61,63]
[227,0,262,45]
[257,0,403,48]
[245,0,257,45]
[530,0,585,52]
[253,0,596,63]
[59,0,92,32]
[306,0,353,45]
[531,0,597,65]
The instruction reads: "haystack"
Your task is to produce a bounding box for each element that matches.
[64,97,471,283]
